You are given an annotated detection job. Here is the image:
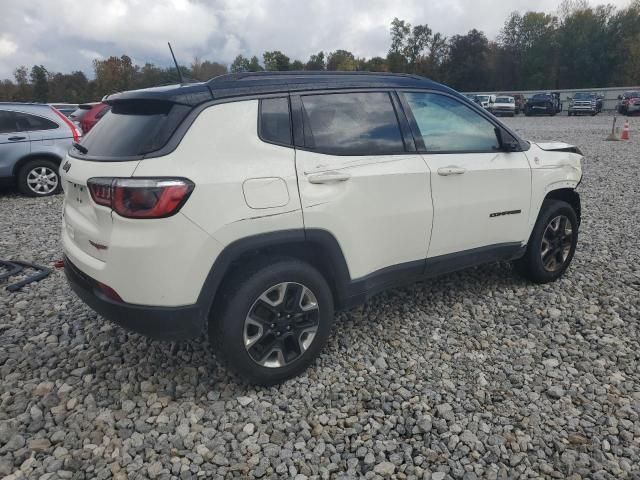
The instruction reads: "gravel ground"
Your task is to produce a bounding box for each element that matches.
[1,113,639,480]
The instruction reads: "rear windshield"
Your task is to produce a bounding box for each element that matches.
[75,100,190,159]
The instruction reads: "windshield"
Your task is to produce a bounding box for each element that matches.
[573,93,593,100]
[476,95,490,102]
[495,97,513,103]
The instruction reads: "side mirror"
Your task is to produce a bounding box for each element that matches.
[567,96,572,101]
[618,95,623,100]
[495,127,520,152]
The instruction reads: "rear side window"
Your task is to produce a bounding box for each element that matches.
[259,98,291,145]
[403,92,499,152]
[300,92,404,155]
[77,100,190,159]
[0,111,16,134]
[14,112,59,132]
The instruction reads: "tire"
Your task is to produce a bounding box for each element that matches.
[513,199,578,284]
[210,258,335,385]
[17,159,61,197]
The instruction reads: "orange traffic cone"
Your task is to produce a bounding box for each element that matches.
[621,119,630,140]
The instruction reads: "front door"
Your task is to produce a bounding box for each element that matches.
[399,91,531,259]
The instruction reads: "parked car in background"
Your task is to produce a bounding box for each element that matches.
[79,103,110,133]
[492,96,516,116]
[61,72,583,384]
[524,93,561,116]
[69,103,96,125]
[617,91,640,115]
[0,103,81,196]
[48,103,78,117]
[465,94,482,106]
[568,92,600,116]
[476,94,496,112]
[502,93,525,114]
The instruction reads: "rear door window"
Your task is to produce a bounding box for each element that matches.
[402,92,500,153]
[14,112,59,132]
[76,101,190,159]
[300,92,405,155]
[259,97,291,145]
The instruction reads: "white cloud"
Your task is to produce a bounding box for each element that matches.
[0,36,18,58]
[0,0,634,78]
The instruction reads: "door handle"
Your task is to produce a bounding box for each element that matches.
[437,166,466,176]
[8,136,26,141]
[307,171,351,184]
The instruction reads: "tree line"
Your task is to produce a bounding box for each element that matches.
[1,0,638,103]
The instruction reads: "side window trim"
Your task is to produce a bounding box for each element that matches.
[257,96,293,148]
[294,90,410,157]
[397,90,517,154]
[390,91,417,153]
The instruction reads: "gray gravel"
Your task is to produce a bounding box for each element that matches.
[1,113,639,479]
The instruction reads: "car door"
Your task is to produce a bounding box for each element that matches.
[293,91,433,281]
[0,110,30,178]
[398,91,531,259]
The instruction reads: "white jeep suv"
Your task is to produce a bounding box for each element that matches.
[61,72,583,385]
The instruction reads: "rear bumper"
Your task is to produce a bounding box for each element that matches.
[64,257,204,341]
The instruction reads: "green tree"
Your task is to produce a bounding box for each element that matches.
[231,54,250,73]
[291,60,304,70]
[305,51,325,70]
[191,58,227,80]
[29,65,49,102]
[326,50,356,70]
[13,66,31,101]
[263,51,290,71]
[247,56,263,72]
[388,18,434,73]
[443,29,492,91]
[93,55,137,97]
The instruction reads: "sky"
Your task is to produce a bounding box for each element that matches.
[0,0,634,79]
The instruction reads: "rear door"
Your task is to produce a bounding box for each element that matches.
[293,91,433,281]
[0,110,30,178]
[399,91,531,259]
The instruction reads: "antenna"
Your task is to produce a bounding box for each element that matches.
[168,42,184,84]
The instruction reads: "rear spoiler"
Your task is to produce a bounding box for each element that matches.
[103,83,213,107]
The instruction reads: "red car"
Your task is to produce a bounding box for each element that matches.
[69,102,110,134]
[80,103,110,133]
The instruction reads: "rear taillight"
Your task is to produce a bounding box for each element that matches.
[87,178,194,219]
[50,106,81,142]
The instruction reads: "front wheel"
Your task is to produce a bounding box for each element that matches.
[210,259,335,385]
[514,199,578,284]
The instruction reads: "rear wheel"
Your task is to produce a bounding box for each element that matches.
[514,199,578,283]
[210,258,334,385]
[17,159,61,197]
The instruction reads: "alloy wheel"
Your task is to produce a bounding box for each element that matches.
[540,215,573,272]
[27,166,58,195]
[244,282,320,368]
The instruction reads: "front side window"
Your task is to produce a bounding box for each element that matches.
[403,92,500,152]
[259,97,291,145]
[0,111,17,134]
[300,92,404,155]
[14,112,59,132]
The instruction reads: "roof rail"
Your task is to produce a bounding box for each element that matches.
[209,70,427,83]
